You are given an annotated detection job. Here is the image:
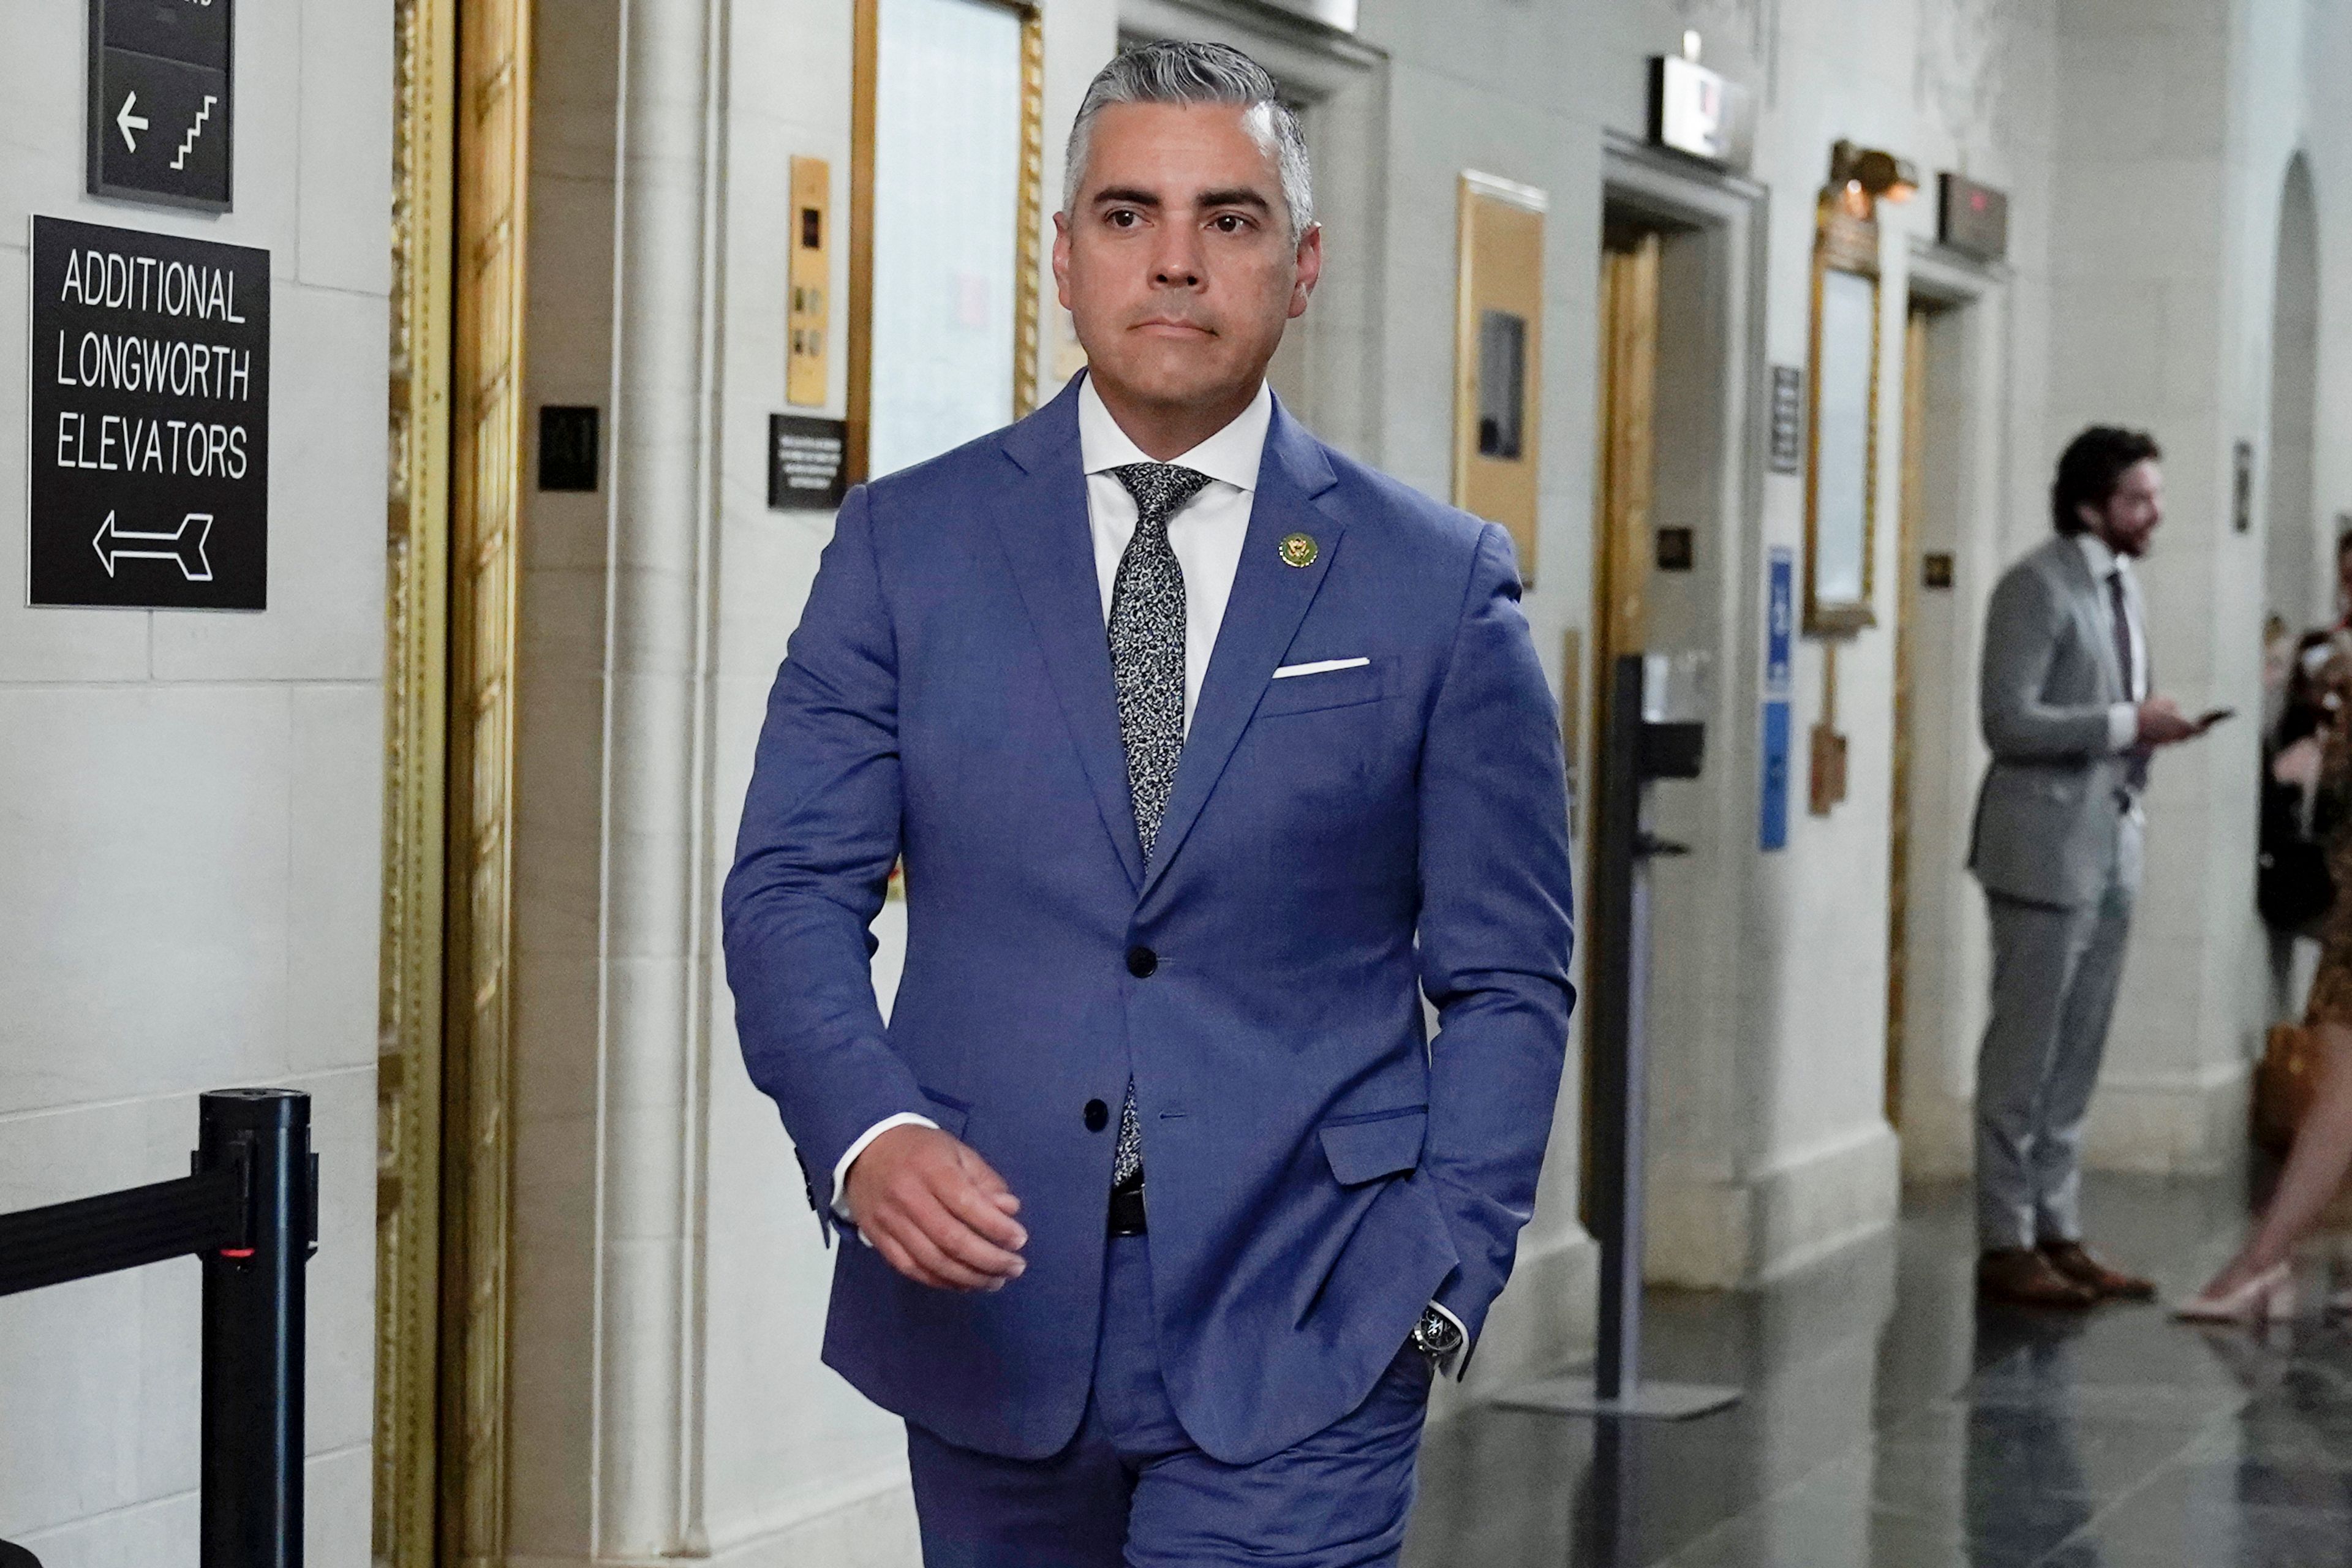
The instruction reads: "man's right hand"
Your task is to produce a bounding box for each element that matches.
[842,1123,1028,1292]
[2135,696,2198,747]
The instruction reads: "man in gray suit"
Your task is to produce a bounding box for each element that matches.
[1969,426,2216,1307]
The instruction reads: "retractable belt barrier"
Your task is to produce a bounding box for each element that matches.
[0,1090,315,1568]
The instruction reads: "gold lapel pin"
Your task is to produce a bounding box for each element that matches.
[1278,532,1318,569]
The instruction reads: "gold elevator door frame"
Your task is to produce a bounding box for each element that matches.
[1580,223,1660,1223]
[379,0,533,1561]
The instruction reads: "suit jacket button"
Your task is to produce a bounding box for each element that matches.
[1126,945,1158,978]
[1084,1099,1109,1132]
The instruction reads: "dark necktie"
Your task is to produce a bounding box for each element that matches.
[2109,568,2151,794]
[2107,568,2136,699]
[1105,462,1210,1190]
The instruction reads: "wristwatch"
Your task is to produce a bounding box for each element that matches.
[1410,1305,1464,1373]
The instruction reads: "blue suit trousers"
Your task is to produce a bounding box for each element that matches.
[907,1234,1433,1567]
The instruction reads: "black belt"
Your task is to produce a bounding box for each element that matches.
[1107,1180,1148,1237]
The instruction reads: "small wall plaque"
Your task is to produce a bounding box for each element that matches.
[1760,698,1790,850]
[1656,527,1694,571]
[538,406,600,492]
[1764,548,1795,698]
[1922,552,1954,590]
[769,413,848,510]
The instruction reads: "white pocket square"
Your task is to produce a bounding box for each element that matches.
[1272,657,1371,680]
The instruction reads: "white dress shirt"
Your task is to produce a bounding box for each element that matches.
[1078,374,1271,724]
[829,377,1272,1219]
[2075,532,2147,753]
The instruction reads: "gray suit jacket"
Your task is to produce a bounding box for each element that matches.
[1967,534,2136,908]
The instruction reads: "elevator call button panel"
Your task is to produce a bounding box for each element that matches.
[788,157,831,408]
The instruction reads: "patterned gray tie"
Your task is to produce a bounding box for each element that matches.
[1106,461,1211,1189]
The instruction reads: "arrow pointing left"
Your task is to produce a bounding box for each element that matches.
[117,91,148,152]
[93,511,213,582]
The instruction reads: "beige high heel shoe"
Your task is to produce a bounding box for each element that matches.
[2173,1262,2297,1323]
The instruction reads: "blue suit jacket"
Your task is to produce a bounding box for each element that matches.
[723,376,1574,1464]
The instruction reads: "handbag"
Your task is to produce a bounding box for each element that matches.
[2258,745,2338,932]
[2258,836,2334,932]
[2254,1022,2324,1154]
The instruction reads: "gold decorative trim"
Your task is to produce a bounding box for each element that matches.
[848,0,1046,481]
[376,0,453,1561]
[1014,6,1044,418]
[441,0,533,1558]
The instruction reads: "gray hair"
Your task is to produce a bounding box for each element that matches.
[1064,40,1314,238]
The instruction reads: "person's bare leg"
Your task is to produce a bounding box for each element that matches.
[2203,1021,2352,1294]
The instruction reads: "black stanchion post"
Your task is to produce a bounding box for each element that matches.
[1589,655,1646,1403]
[197,1088,314,1568]
[1493,654,1737,1423]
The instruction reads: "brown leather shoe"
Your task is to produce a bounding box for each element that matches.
[2039,1239,2157,1301]
[1978,1246,2098,1308]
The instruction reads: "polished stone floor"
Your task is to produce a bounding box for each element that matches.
[1406,1175,2352,1568]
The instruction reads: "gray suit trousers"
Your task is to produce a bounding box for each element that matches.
[1975,816,2139,1248]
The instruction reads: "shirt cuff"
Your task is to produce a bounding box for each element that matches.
[2106,702,2138,753]
[832,1113,940,1240]
[1429,1300,1472,1382]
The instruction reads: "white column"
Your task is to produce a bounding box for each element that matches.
[595,0,724,1552]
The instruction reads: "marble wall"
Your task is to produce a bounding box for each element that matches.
[2046,0,2287,1177]
[0,1,392,1560]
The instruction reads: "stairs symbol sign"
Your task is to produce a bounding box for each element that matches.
[170,96,219,172]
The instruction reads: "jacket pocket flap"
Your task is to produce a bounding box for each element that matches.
[1319,1107,1427,1186]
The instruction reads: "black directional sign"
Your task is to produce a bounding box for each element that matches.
[29,216,270,609]
[88,0,234,211]
[767,415,848,510]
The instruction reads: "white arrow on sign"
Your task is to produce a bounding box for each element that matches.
[92,511,214,582]
[117,91,148,153]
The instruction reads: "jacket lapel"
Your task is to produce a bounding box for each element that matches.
[993,379,1146,889]
[1140,398,1346,900]
[2050,536,2126,704]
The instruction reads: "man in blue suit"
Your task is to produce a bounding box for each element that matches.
[724,40,1574,1567]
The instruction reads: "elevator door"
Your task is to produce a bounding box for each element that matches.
[1885,302,1931,1127]
[379,0,531,1558]
[1593,227,1659,704]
